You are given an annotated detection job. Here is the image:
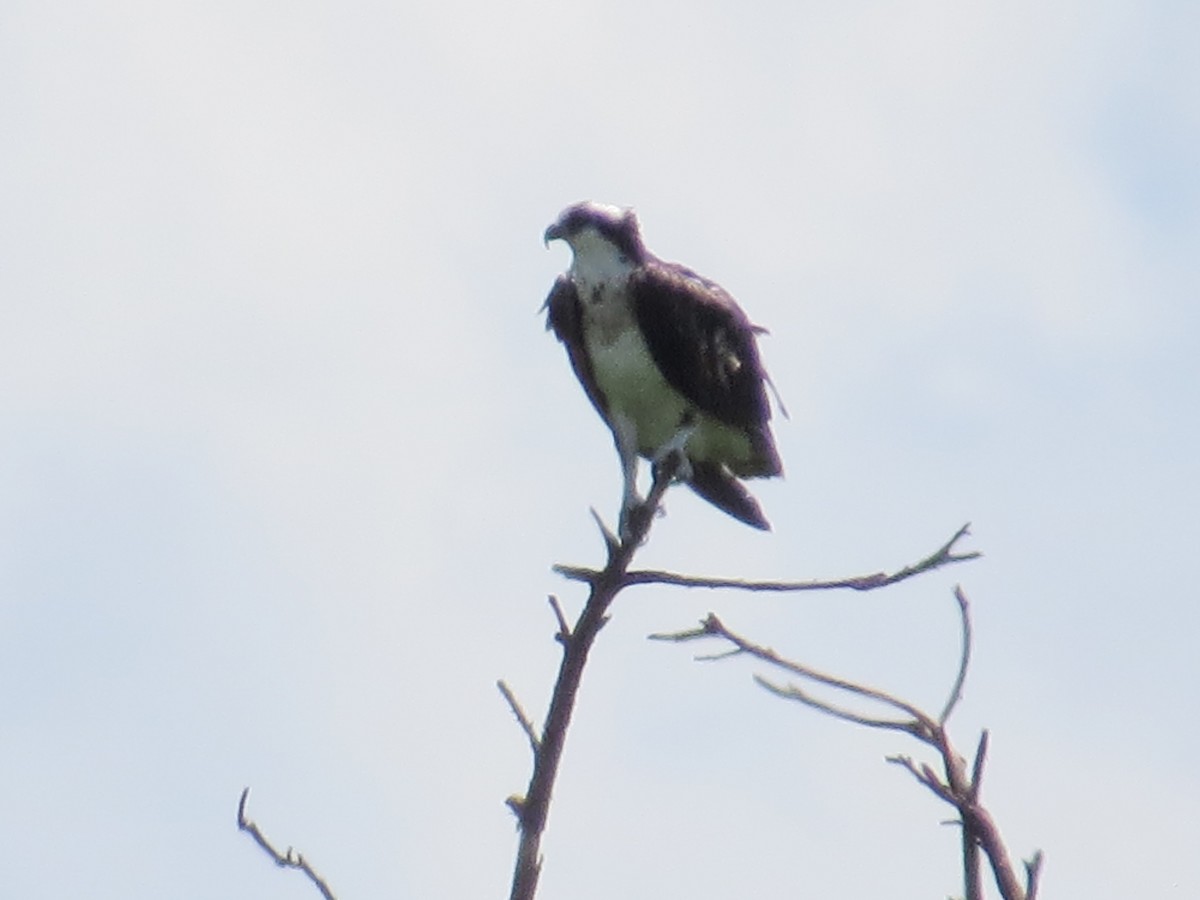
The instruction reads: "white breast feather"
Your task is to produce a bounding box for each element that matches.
[569,226,754,466]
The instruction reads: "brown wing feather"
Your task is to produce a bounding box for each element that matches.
[543,275,609,419]
[631,261,782,477]
[629,262,772,429]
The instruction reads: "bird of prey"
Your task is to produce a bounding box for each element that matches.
[543,201,783,534]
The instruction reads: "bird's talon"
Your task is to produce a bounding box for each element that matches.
[652,448,692,484]
[619,501,655,544]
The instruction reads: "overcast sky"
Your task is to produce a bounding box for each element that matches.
[2,2,1197,898]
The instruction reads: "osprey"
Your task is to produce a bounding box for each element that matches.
[543,201,783,533]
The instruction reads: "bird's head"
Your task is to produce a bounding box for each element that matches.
[544,201,646,265]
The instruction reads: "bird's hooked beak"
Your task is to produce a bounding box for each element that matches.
[543,221,564,247]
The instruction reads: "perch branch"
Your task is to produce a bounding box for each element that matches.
[508,460,979,899]
[237,787,337,900]
[505,456,680,900]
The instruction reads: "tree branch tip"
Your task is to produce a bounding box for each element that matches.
[552,563,597,584]
[497,680,541,754]
[237,786,251,824]
[694,647,744,662]
[969,729,990,796]
[920,762,945,786]
[236,787,338,899]
[588,506,620,552]
[547,594,572,638]
[1024,849,1045,900]
[921,523,981,570]
[647,627,701,642]
[1026,850,1044,873]
[752,673,784,693]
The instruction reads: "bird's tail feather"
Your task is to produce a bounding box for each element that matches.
[687,462,771,530]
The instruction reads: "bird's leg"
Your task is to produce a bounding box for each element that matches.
[651,414,696,484]
[612,415,646,542]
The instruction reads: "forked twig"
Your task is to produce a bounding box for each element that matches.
[236,469,991,900]
[656,588,1040,900]
[237,787,337,900]
[505,469,982,900]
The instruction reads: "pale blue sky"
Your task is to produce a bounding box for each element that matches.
[1,2,1197,898]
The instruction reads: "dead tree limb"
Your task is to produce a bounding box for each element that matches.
[555,521,979,591]
[504,462,980,900]
[237,787,337,900]
[652,586,1042,900]
[504,457,681,900]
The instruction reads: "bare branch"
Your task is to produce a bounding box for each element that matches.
[964,807,983,900]
[237,787,337,900]
[969,730,990,803]
[939,586,974,725]
[518,471,985,900]
[886,755,956,805]
[968,804,1031,900]
[506,456,683,900]
[498,680,541,756]
[757,676,921,734]
[587,507,620,557]
[659,592,1042,900]
[579,522,980,592]
[1025,850,1045,900]
[694,647,745,662]
[547,595,571,640]
[680,612,937,735]
[647,624,709,642]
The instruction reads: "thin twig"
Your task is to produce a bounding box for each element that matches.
[237,787,337,900]
[694,647,745,662]
[1025,850,1045,900]
[757,676,921,734]
[939,586,974,725]
[547,595,571,640]
[558,522,979,591]
[653,612,936,736]
[969,730,990,803]
[587,507,620,555]
[886,755,956,805]
[498,680,541,756]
